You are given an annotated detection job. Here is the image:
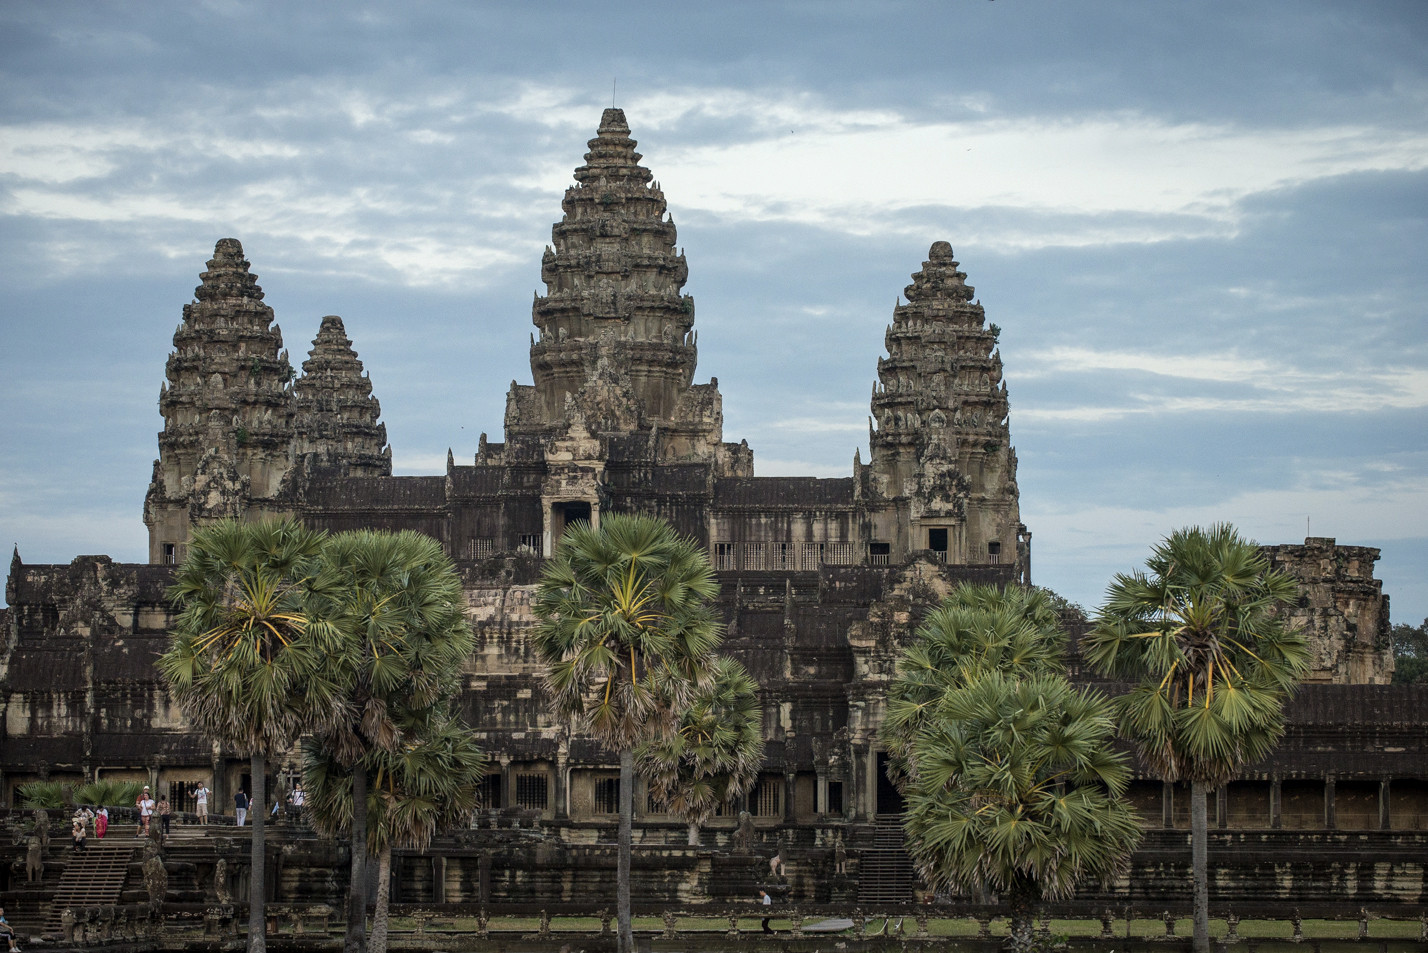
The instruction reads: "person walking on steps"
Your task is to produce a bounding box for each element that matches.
[136,787,155,838]
[234,789,248,827]
[95,806,108,840]
[759,889,774,934]
[157,795,172,836]
[192,782,210,824]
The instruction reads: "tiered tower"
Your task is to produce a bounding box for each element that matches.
[292,315,392,477]
[500,108,749,474]
[143,238,296,563]
[868,242,1028,577]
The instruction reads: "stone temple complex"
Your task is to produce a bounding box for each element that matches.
[1,109,1423,915]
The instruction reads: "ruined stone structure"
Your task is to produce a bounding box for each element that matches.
[1,109,1420,913]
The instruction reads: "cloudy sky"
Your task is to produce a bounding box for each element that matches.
[2,1,1425,623]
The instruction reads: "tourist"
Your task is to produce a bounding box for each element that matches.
[136,787,155,837]
[191,782,210,823]
[0,905,21,952]
[234,789,248,827]
[289,782,305,821]
[759,889,773,934]
[95,806,108,839]
[157,795,172,836]
[71,816,87,853]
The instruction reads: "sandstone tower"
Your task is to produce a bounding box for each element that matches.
[292,315,392,478]
[484,107,752,552]
[866,242,1030,580]
[143,239,297,564]
[143,244,392,563]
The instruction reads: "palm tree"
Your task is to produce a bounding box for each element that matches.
[898,669,1142,952]
[159,518,335,953]
[302,529,474,953]
[638,655,763,845]
[532,513,722,953]
[303,707,486,953]
[882,583,1066,792]
[1081,524,1309,953]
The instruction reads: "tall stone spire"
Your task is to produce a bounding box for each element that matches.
[501,108,750,475]
[292,315,392,477]
[143,238,296,563]
[869,242,1028,578]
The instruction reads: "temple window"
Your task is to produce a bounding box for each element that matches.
[987,540,1002,564]
[469,537,495,559]
[518,533,541,555]
[478,772,502,810]
[869,542,891,566]
[594,776,621,816]
[751,777,783,817]
[800,542,825,570]
[714,542,736,570]
[161,542,177,565]
[515,772,549,811]
[744,542,766,570]
[826,542,855,565]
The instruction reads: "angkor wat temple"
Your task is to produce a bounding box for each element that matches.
[2,109,1424,913]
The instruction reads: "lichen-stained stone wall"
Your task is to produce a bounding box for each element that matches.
[1265,537,1393,684]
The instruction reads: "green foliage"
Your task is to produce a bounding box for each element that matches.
[637,655,763,831]
[1392,618,1428,684]
[532,512,722,953]
[1082,524,1310,787]
[74,779,145,807]
[17,780,69,810]
[303,707,486,854]
[303,529,475,765]
[882,584,1067,792]
[882,584,1140,949]
[159,518,337,757]
[532,513,723,752]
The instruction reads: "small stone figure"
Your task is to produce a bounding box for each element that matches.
[833,832,847,875]
[768,851,785,879]
[213,858,231,904]
[732,810,756,853]
[25,832,44,882]
[141,839,168,909]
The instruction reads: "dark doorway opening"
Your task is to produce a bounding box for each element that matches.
[928,527,948,560]
[875,752,904,816]
[552,501,592,547]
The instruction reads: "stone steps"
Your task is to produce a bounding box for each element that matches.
[41,840,137,934]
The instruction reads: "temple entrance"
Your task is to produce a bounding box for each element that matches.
[875,752,904,816]
[551,501,592,546]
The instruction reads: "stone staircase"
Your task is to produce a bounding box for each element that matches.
[856,815,916,904]
[41,840,138,934]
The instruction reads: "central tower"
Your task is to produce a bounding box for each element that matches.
[499,108,751,473]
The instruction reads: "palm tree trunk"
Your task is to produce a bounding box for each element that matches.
[618,747,634,953]
[1191,779,1210,953]
[344,764,368,953]
[248,752,267,953]
[370,844,392,953]
[1005,875,1036,953]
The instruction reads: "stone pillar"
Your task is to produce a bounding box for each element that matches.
[211,755,227,815]
[784,770,797,825]
[1379,779,1391,831]
[433,856,447,903]
[1162,781,1174,829]
[499,754,513,812]
[816,771,827,816]
[1270,776,1282,829]
[1324,776,1337,830]
[554,751,569,821]
[1215,786,1227,829]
